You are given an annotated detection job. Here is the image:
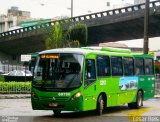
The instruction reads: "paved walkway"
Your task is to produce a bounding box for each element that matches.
[0,94,31,99]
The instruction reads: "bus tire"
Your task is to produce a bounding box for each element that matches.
[53,110,61,116]
[96,95,105,115]
[128,90,143,109]
[136,90,143,108]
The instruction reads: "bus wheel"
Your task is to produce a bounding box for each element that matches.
[136,91,143,108]
[128,91,143,109]
[96,95,104,115]
[53,110,61,116]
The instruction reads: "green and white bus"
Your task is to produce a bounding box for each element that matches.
[31,47,155,115]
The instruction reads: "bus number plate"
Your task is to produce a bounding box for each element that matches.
[49,103,58,107]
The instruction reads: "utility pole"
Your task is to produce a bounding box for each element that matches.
[71,0,73,18]
[143,0,149,54]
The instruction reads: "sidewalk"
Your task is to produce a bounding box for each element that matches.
[0,94,31,99]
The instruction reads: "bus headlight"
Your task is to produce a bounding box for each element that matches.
[31,92,38,98]
[72,92,81,100]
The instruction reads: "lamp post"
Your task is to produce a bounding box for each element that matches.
[71,0,73,18]
[143,0,149,54]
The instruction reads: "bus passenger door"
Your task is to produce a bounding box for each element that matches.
[83,59,97,111]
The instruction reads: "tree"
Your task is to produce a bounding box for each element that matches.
[44,22,63,49]
[67,23,88,46]
[53,22,63,48]
[45,21,88,49]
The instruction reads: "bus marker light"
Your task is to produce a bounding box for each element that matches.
[93,97,96,100]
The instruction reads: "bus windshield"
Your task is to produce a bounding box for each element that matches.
[33,53,84,91]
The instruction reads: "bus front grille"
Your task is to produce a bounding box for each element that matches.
[39,96,69,101]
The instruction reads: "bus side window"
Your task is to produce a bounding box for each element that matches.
[145,58,154,75]
[123,57,134,76]
[85,59,96,87]
[97,55,110,77]
[111,56,123,76]
[134,58,144,75]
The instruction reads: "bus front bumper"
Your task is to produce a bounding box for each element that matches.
[31,96,83,112]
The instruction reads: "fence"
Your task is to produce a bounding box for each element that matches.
[0,64,29,74]
[155,78,160,95]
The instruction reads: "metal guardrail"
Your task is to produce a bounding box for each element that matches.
[155,77,160,95]
[0,0,160,39]
[0,64,25,74]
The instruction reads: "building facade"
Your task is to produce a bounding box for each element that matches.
[134,0,145,4]
[106,0,133,10]
[0,6,31,33]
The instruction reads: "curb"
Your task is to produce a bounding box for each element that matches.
[154,95,160,98]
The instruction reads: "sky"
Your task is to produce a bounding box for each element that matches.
[0,0,160,51]
[118,37,160,51]
[0,0,134,18]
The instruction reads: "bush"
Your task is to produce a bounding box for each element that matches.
[0,81,31,94]
[0,75,5,81]
[155,61,160,74]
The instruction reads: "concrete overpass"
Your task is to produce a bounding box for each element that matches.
[0,0,160,56]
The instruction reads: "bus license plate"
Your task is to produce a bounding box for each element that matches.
[49,103,58,107]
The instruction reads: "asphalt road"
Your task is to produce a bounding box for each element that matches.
[0,98,160,122]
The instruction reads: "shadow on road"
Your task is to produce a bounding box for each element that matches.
[32,105,135,121]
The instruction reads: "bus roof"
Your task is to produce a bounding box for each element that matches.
[39,47,132,55]
[82,47,131,53]
[133,53,153,58]
[39,48,92,55]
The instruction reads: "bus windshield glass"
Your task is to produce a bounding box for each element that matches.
[33,53,84,90]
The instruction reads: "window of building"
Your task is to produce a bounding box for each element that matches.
[97,55,110,77]
[145,58,154,75]
[135,58,144,75]
[106,2,110,6]
[123,57,134,76]
[111,57,123,76]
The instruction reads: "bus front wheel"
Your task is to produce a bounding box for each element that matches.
[128,91,143,109]
[96,95,105,115]
[53,110,61,116]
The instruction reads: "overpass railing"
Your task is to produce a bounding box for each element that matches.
[0,0,160,39]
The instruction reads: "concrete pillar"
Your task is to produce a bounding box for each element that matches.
[4,18,8,32]
[12,16,17,26]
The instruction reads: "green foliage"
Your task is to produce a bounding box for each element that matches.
[155,62,160,74]
[67,23,88,46]
[0,75,4,81]
[67,40,80,48]
[0,82,31,94]
[45,38,53,49]
[53,22,63,48]
[45,20,88,49]
[45,22,64,49]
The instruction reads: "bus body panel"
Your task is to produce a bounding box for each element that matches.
[138,75,155,100]
[31,48,155,112]
[31,87,84,111]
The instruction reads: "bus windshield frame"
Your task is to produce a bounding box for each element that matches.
[33,53,84,91]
